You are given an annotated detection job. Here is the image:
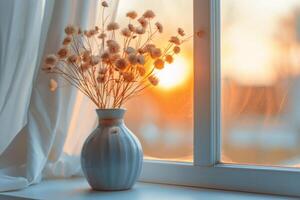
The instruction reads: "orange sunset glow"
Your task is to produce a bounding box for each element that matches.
[156,56,190,90]
[118,0,300,166]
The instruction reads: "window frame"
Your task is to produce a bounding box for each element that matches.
[139,0,300,197]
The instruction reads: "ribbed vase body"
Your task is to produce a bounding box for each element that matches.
[81,109,143,191]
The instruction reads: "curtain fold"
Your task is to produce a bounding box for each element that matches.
[0,0,46,155]
[0,0,119,192]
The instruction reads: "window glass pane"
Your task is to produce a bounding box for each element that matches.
[221,0,300,166]
[117,0,193,162]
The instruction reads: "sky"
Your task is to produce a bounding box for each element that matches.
[222,0,300,85]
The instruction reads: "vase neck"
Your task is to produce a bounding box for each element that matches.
[96,109,126,126]
[98,118,124,126]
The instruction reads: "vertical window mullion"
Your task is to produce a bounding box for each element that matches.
[194,0,213,166]
[212,0,221,164]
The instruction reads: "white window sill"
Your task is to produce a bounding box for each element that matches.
[0,178,294,200]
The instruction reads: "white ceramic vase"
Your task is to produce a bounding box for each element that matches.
[81,108,143,191]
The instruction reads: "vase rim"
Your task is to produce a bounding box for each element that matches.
[96,108,126,119]
[96,108,127,111]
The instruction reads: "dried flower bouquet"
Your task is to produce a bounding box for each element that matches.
[43,1,190,109]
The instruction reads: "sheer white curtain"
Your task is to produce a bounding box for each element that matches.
[0,0,119,192]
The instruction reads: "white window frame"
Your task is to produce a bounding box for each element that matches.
[139,0,300,197]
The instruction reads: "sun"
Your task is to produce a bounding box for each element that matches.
[156,57,189,90]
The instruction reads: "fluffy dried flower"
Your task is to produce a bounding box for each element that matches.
[89,29,97,36]
[126,11,138,19]
[137,66,146,76]
[154,58,164,69]
[128,24,136,32]
[178,28,185,36]
[62,36,72,45]
[121,28,131,37]
[108,45,120,55]
[43,64,54,72]
[44,54,58,65]
[67,55,79,64]
[101,51,110,62]
[49,79,58,92]
[90,55,100,66]
[138,17,148,28]
[82,51,91,62]
[148,75,159,86]
[115,58,128,71]
[101,1,108,7]
[128,53,137,65]
[107,22,120,31]
[123,72,134,82]
[107,40,117,47]
[107,40,120,54]
[173,46,181,54]
[136,54,145,65]
[125,47,136,54]
[143,10,155,19]
[65,25,76,35]
[169,36,181,45]
[135,27,145,35]
[144,44,156,53]
[165,55,173,64]
[155,22,163,33]
[137,48,146,54]
[98,32,107,39]
[150,48,162,59]
[57,47,69,59]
